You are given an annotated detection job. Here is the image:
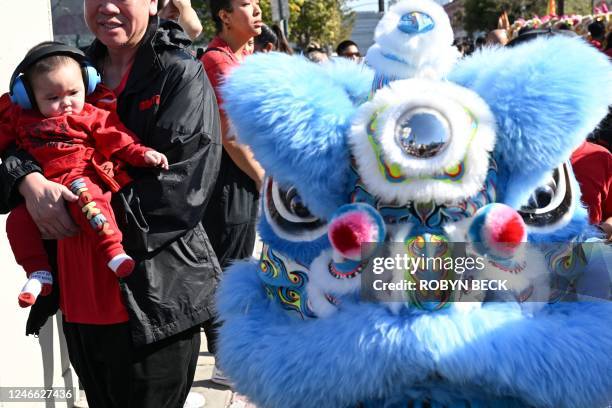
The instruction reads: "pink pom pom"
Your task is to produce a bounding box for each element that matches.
[329,211,380,260]
[479,204,527,257]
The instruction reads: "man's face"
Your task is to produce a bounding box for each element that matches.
[340,45,361,61]
[84,0,157,49]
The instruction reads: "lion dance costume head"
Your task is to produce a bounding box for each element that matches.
[215,1,612,406]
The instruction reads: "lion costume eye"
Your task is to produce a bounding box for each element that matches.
[518,163,574,229]
[263,177,327,241]
[394,109,451,158]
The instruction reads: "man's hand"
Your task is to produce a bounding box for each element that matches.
[599,217,612,241]
[18,172,79,239]
[144,150,170,170]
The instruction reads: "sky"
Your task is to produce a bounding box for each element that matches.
[348,0,450,11]
[348,0,383,11]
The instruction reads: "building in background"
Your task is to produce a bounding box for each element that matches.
[444,0,467,40]
[352,11,381,53]
[52,0,93,47]
[1,2,79,407]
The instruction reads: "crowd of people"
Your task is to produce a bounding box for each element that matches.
[1,0,610,407]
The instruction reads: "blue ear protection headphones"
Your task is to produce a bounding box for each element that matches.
[9,42,101,110]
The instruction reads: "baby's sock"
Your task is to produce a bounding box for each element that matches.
[108,253,135,278]
[18,270,53,308]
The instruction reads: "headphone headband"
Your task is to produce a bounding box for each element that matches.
[9,42,100,111]
[9,42,88,95]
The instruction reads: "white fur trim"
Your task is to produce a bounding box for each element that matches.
[366,44,459,81]
[306,282,338,318]
[366,0,460,80]
[350,79,496,204]
[309,250,362,295]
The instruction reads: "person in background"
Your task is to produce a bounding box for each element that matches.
[254,23,293,54]
[603,31,612,57]
[571,140,612,240]
[158,0,203,41]
[305,42,328,63]
[199,0,264,387]
[486,29,509,46]
[474,36,486,50]
[588,19,606,50]
[245,37,255,54]
[0,1,222,406]
[336,39,361,61]
[453,39,473,57]
[306,48,329,63]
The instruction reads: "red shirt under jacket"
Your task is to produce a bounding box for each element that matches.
[571,140,612,224]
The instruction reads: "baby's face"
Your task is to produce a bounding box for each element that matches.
[32,61,85,117]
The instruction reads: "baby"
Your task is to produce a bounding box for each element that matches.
[1,42,168,307]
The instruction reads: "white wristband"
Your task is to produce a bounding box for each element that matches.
[30,270,53,286]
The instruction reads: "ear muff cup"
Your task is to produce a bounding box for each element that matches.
[9,76,33,110]
[83,64,101,95]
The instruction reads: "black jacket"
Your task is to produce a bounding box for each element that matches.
[0,18,222,346]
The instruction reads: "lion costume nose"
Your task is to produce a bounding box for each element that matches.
[469,203,527,259]
[328,203,386,260]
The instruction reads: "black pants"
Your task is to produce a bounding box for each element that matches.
[201,219,257,355]
[202,151,259,356]
[62,320,200,408]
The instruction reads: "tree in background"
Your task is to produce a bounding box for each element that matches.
[462,0,592,34]
[463,0,545,33]
[289,0,355,49]
[190,0,215,41]
[191,0,355,50]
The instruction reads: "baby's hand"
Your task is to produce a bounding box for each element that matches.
[144,150,169,170]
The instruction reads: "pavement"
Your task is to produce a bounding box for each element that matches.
[188,332,240,408]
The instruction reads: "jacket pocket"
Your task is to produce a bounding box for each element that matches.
[177,222,217,270]
[114,186,150,257]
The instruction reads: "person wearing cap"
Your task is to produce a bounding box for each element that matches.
[588,19,606,50]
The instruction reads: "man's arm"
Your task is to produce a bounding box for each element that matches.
[203,56,264,190]
[599,216,612,241]
[0,148,42,213]
[221,114,264,191]
[0,147,78,236]
[174,0,203,41]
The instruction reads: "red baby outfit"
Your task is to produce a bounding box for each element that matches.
[1,87,150,317]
